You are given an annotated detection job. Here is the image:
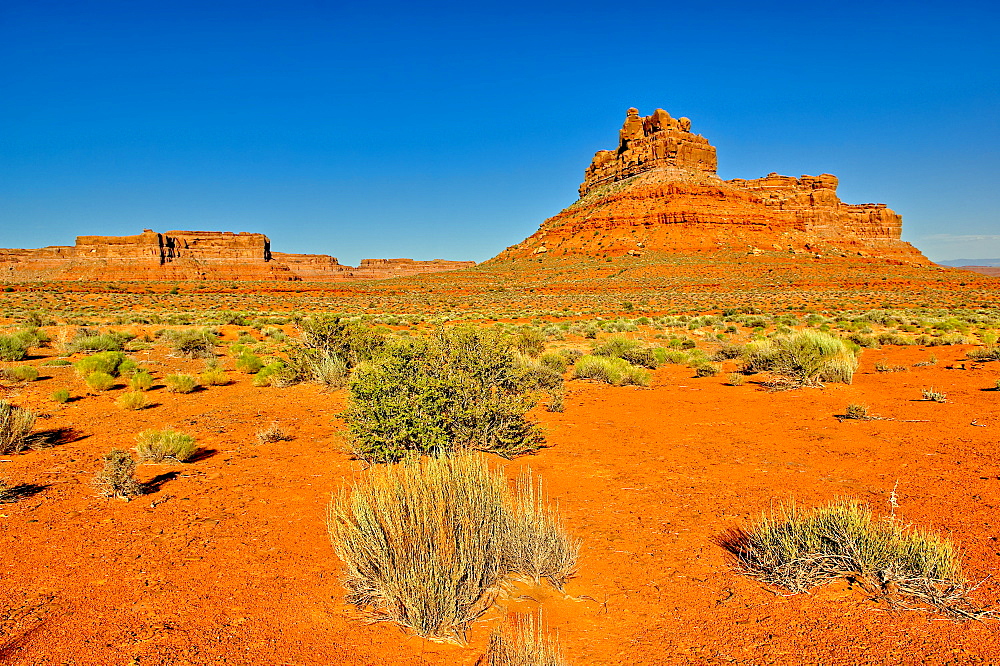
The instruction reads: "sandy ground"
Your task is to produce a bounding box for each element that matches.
[2,341,1000,665]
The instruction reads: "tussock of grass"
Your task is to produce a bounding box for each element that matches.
[74,351,127,378]
[200,367,230,386]
[1,366,39,382]
[164,373,199,394]
[720,499,981,618]
[327,455,579,642]
[135,429,198,462]
[740,331,859,384]
[129,371,154,391]
[84,371,115,392]
[116,390,150,410]
[0,401,36,454]
[485,614,568,666]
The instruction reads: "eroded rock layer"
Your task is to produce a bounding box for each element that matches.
[497,108,927,264]
[1,230,474,281]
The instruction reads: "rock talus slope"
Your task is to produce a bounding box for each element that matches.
[496,108,927,264]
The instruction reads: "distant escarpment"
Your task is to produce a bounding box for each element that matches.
[494,107,928,265]
[0,230,474,281]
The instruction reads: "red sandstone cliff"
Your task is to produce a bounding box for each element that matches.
[494,108,928,264]
[0,230,474,281]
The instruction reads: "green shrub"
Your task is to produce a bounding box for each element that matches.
[512,327,546,357]
[161,328,218,358]
[297,316,386,367]
[574,355,650,386]
[85,371,116,392]
[620,347,659,369]
[40,358,71,367]
[327,455,578,641]
[0,401,35,454]
[164,374,199,394]
[1,366,39,382]
[51,388,71,404]
[0,334,31,361]
[129,371,154,391]
[346,328,543,463]
[739,331,859,384]
[539,352,568,374]
[252,361,292,387]
[591,335,641,358]
[722,500,974,617]
[116,390,150,410]
[557,348,583,365]
[967,347,1000,362]
[135,429,198,462]
[93,449,143,499]
[235,352,264,374]
[74,351,126,378]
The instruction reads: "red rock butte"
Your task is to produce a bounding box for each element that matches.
[493,107,928,264]
[0,230,474,281]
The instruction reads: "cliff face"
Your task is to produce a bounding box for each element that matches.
[496,108,927,264]
[1,230,474,281]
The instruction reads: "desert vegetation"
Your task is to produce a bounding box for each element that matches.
[327,454,578,642]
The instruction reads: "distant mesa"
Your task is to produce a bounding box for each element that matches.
[493,107,929,264]
[0,230,474,281]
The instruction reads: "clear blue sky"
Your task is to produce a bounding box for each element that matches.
[2,0,998,264]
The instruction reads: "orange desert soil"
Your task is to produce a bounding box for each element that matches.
[2,337,1000,664]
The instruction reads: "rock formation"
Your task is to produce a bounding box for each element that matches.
[495,108,928,264]
[0,230,474,281]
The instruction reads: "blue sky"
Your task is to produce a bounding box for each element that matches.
[2,0,998,264]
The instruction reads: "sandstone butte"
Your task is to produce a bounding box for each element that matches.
[491,107,929,265]
[0,230,475,281]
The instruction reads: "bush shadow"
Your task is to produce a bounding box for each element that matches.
[0,483,49,503]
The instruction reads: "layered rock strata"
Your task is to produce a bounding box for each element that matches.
[0,230,474,281]
[497,108,927,264]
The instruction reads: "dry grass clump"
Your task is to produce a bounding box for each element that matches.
[726,372,745,386]
[256,422,291,445]
[921,387,948,403]
[843,403,871,420]
[327,455,579,642]
[485,614,568,666]
[720,499,980,618]
[93,449,143,500]
[0,401,36,454]
[135,429,198,462]
[200,367,229,386]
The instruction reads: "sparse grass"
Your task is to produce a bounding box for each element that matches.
[327,455,578,642]
[874,361,907,373]
[50,388,71,404]
[84,371,116,392]
[62,330,132,354]
[0,401,36,454]
[164,373,199,394]
[506,469,580,588]
[921,387,948,403]
[135,429,198,462]
[720,499,978,618]
[485,614,568,666]
[256,423,290,445]
[116,390,150,410]
[40,358,71,367]
[913,354,939,367]
[1,365,39,382]
[93,449,143,500]
[967,347,1000,362]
